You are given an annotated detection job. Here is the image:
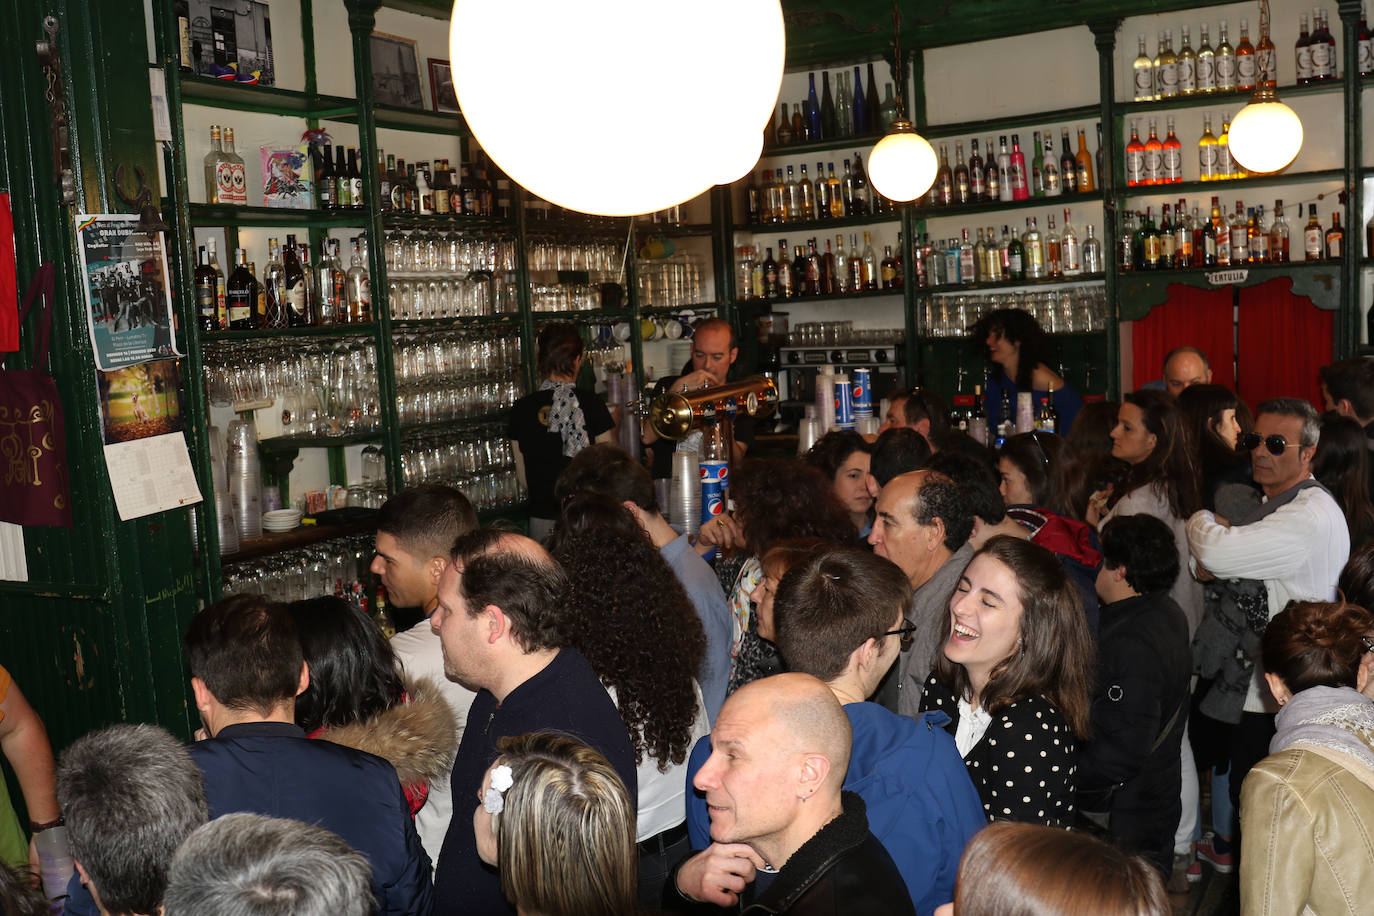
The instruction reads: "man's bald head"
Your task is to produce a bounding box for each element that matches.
[1162,346,1212,396]
[728,673,851,793]
[448,528,567,653]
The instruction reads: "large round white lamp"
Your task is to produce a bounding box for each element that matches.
[715,129,765,187]
[866,0,937,202]
[448,0,785,216]
[1230,0,1303,173]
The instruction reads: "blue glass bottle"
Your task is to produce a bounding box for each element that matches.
[851,66,867,135]
[807,73,822,141]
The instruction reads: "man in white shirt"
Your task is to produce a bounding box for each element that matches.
[370,484,480,870]
[1186,398,1349,832]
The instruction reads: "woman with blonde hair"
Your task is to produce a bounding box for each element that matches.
[933,822,1168,916]
[473,732,637,916]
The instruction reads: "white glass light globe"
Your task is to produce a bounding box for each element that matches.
[868,126,938,202]
[1229,98,1304,174]
[715,130,764,187]
[449,0,784,216]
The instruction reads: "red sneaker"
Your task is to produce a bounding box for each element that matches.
[1196,832,1234,873]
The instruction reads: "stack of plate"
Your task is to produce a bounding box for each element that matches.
[262,509,303,533]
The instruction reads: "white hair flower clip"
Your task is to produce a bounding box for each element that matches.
[483,764,514,815]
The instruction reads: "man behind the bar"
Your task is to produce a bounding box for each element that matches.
[431,529,637,916]
[371,483,480,866]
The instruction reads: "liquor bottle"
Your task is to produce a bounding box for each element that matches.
[851,66,867,134]
[1045,213,1062,278]
[1178,26,1198,94]
[1059,129,1078,194]
[415,164,432,215]
[866,62,882,134]
[1216,20,1236,91]
[1024,217,1047,279]
[1251,206,1270,263]
[968,139,988,200]
[953,141,971,205]
[298,242,317,324]
[798,164,816,219]
[1157,30,1179,99]
[881,243,899,290]
[1198,114,1219,181]
[776,242,794,298]
[810,164,829,221]
[1176,202,1194,266]
[195,246,219,333]
[1035,389,1058,434]
[1296,13,1314,83]
[852,153,873,216]
[997,225,1013,276]
[820,72,837,139]
[820,239,837,294]
[205,237,226,328]
[263,238,287,329]
[861,231,879,290]
[997,136,1014,202]
[776,104,793,145]
[1143,120,1164,186]
[1075,127,1096,192]
[985,137,1002,200]
[1009,134,1030,201]
[204,126,226,204]
[283,233,311,327]
[1030,131,1045,197]
[1162,117,1183,184]
[347,149,364,209]
[782,165,800,221]
[1061,209,1082,275]
[1190,206,1206,266]
[840,159,857,215]
[795,99,810,142]
[1133,34,1155,100]
[1125,121,1146,187]
[335,146,352,208]
[1313,9,1337,80]
[801,240,820,295]
[315,239,344,325]
[1229,201,1250,264]
[846,233,864,291]
[807,73,822,140]
[972,227,987,279]
[934,144,954,206]
[1202,197,1222,265]
[1271,199,1291,262]
[1159,204,1177,266]
[1361,5,1373,77]
[943,237,960,286]
[1326,211,1344,259]
[1217,114,1236,179]
[826,163,844,218]
[1197,23,1217,93]
[1007,224,1026,280]
[1257,11,1277,87]
[379,153,394,212]
[836,73,853,138]
[317,141,336,209]
[969,385,988,446]
[346,238,370,324]
[1141,207,1162,269]
[1304,204,1324,260]
[432,160,452,216]
[761,247,779,298]
[995,388,1014,447]
[1073,223,1098,274]
[1236,18,1257,90]
[222,128,247,205]
[224,248,257,331]
[1041,131,1061,196]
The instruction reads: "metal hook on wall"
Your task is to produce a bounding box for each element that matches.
[35,15,75,207]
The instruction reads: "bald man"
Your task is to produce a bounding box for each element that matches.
[430,529,636,916]
[670,674,915,915]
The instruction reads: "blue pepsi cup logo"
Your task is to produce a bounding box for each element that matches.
[852,368,872,417]
[833,379,854,426]
[701,478,726,523]
[700,460,729,485]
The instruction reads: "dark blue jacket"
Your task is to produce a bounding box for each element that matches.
[686,702,984,916]
[432,647,637,916]
[64,721,433,916]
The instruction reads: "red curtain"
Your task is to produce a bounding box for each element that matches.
[1235,278,1333,412]
[1130,285,1236,390]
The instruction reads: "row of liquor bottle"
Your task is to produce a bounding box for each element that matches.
[924,128,1100,207]
[737,232,900,300]
[1117,197,1343,271]
[767,62,895,147]
[1131,7,1369,101]
[915,211,1105,288]
[195,234,371,332]
[743,154,894,223]
[1123,115,1254,186]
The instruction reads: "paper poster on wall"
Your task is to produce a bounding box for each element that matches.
[96,360,202,520]
[75,214,181,371]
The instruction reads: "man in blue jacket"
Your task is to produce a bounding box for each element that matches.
[684,546,984,916]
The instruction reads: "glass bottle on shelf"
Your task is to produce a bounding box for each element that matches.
[1198,114,1219,181]
[820,72,836,139]
[1257,9,1277,87]
[1159,205,1177,266]
[1021,219,1043,279]
[969,139,987,200]
[1236,18,1257,90]
[851,66,867,134]
[205,237,226,327]
[346,238,371,323]
[1303,204,1324,260]
[866,62,881,133]
[846,234,864,291]
[793,100,807,141]
[826,164,844,218]
[997,136,1014,202]
[775,104,792,145]
[1229,201,1250,264]
[204,125,226,205]
[283,234,311,327]
[263,238,287,329]
[882,244,899,289]
[1162,117,1182,184]
[1058,129,1078,194]
[1083,224,1103,273]
[969,385,988,445]
[1143,120,1163,186]
[1009,134,1029,201]
[334,146,352,208]
[836,73,852,138]
[226,248,257,331]
[1326,212,1344,260]
[1061,209,1081,276]
[812,163,831,220]
[1045,213,1062,278]
[1041,131,1061,197]
[1156,30,1178,99]
[1178,26,1198,94]
[1175,202,1193,267]
[347,149,364,209]
[221,128,246,205]
[317,141,336,210]
[820,239,837,294]
[861,232,879,290]
[934,144,954,206]
[1075,126,1095,192]
[807,73,822,140]
[316,238,345,326]
[985,137,1002,200]
[850,153,872,216]
[378,152,393,213]
[777,241,794,298]
[1215,19,1236,91]
[1312,10,1337,81]
[784,166,802,221]
[953,141,971,205]
[1125,121,1145,187]
[1217,114,1236,179]
[1271,199,1291,262]
[1031,131,1045,197]
[1296,13,1313,84]
[1134,34,1155,100]
[1251,206,1270,263]
[1197,23,1217,93]
[195,245,218,333]
[880,83,899,130]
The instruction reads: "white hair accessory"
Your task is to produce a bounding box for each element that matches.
[483,764,515,815]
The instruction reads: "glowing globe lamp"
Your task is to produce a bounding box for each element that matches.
[868,120,938,202]
[1228,89,1303,174]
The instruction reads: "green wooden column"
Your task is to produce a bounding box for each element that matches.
[1338,0,1363,356]
[1091,19,1122,401]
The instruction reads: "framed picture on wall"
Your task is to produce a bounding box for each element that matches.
[428,59,459,113]
[369,32,423,108]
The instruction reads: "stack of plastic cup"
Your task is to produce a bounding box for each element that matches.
[669,449,700,537]
[209,425,239,555]
[1017,392,1035,433]
[34,824,74,907]
[226,418,263,542]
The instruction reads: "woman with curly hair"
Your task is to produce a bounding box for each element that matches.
[920,536,1095,828]
[804,430,876,537]
[694,458,857,693]
[286,596,457,820]
[969,307,1083,435]
[548,494,709,907]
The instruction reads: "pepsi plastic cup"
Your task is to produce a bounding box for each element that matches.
[833,378,855,430]
[700,460,729,525]
[851,368,872,418]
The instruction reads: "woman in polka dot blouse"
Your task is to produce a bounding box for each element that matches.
[919,536,1096,828]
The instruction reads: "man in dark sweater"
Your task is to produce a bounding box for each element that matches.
[430,530,637,915]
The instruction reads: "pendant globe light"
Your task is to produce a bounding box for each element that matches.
[448,0,785,216]
[867,0,937,202]
[1228,0,1303,173]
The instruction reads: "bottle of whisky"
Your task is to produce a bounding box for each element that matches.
[953,141,971,205]
[1236,18,1257,90]
[1326,211,1345,260]
[1061,209,1082,276]
[283,234,311,327]
[1271,199,1291,262]
[1217,114,1236,179]
[934,145,954,206]
[1059,129,1078,194]
[205,238,226,327]
[1304,205,1324,260]
[195,246,219,333]
[226,248,258,331]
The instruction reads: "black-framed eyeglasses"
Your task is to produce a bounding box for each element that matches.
[885,623,918,651]
[1361,634,1374,655]
[1240,432,1305,456]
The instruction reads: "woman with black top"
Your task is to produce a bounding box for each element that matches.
[1177,383,1257,515]
[507,322,615,540]
[1314,413,1374,550]
[920,536,1095,827]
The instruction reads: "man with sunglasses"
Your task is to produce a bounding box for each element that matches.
[1187,398,1349,830]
